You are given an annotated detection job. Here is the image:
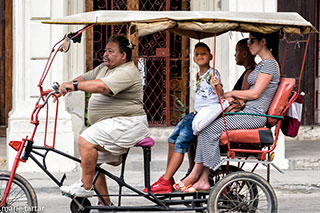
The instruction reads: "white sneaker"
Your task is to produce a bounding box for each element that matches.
[60,180,94,197]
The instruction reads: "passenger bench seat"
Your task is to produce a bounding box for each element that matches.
[219,78,296,148]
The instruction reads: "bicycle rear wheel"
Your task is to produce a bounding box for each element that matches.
[0,170,38,213]
[209,165,242,186]
[208,171,277,212]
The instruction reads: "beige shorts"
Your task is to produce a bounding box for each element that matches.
[80,115,150,165]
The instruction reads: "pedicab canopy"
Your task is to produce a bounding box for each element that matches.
[42,10,317,39]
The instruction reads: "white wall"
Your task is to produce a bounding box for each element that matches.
[7,0,86,172]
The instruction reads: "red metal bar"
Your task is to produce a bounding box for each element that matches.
[165,31,170,125]
[43,103,49,148]
[38,38,64,86]
[297,33,311,94]
[280,39,289,73]
[0,138,27,206]
[2,24,96,207]
[285,39,310,44]
[39,24,95,87]
[30,111,40,141]
[44,95,59,148]
[280,35,311,93]
[212,34,216,73]
[30,106,40,125]
[51,97,59,148]
[212,34,231,151]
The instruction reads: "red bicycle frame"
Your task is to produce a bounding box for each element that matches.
[1,24,95,207]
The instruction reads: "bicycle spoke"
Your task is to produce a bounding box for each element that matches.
[0,172,37,213]
[209,172,277,213]
[8,188,28,206]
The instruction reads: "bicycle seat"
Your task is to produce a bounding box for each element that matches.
[135,137,155,147]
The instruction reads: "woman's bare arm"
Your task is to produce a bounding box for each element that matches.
[224,73,272,100]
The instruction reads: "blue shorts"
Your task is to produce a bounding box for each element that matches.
[168,112,196,154]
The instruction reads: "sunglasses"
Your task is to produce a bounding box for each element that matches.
[247,38,258,45]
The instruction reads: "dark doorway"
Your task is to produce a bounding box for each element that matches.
[0,0,12,136]
[278,0,319,125]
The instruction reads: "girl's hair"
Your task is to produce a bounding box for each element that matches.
[195,42,211,54]
[250,32,280,62]
[107,34,133,62]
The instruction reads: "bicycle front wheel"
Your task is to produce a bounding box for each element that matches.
[0,170,38,213]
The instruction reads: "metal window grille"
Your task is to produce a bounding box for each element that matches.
[89,0,190,126]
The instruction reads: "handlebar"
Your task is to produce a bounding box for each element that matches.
[29,82,61,146]
[41,91,57,108]
[52,82,60,93]
[36,82,60,107]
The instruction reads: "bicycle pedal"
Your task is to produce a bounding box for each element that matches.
[61,192,73,198]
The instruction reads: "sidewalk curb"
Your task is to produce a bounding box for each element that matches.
[288,158,320,170]
[274,183,320,194]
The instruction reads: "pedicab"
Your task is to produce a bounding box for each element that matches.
[0,10,317,213]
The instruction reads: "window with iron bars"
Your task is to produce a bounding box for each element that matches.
[85,0,191,126]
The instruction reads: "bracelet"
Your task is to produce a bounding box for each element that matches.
[72,80,79,91]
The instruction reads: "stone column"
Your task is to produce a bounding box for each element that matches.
[7,0,85,172]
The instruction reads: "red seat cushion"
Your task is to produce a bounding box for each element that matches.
[220,128,274,146]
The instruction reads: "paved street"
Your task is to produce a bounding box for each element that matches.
[1,137,320,212]
[34,190,320,213]
[27,169,320,213]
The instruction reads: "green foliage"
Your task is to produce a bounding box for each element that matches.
[85,92,91,127]
[170,94,187,119]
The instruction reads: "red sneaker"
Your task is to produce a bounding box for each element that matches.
[143,176,174,193]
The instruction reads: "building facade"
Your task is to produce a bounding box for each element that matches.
[3,0,319,171]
